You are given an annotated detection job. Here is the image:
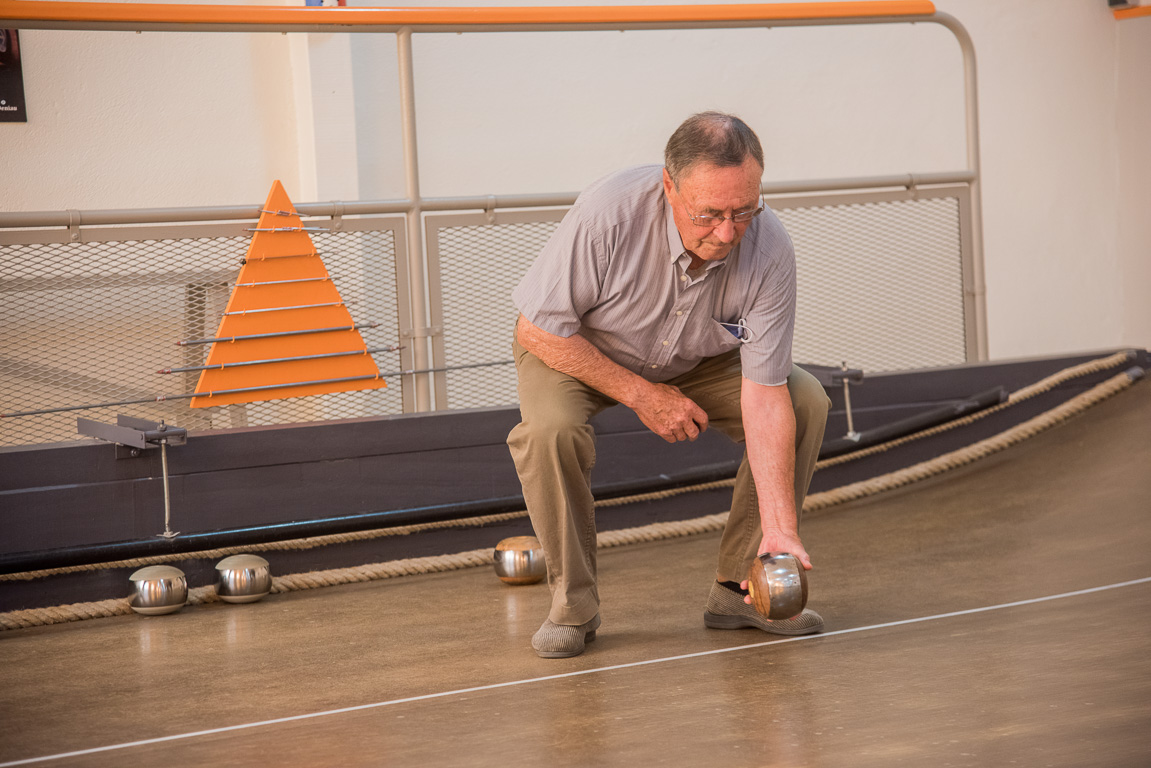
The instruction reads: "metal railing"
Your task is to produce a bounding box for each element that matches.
[0,2,985,448]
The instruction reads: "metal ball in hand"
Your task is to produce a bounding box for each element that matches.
[214,554,273,604]
[747,552,808,621]
[493,536,546,585]
[128,565,188,615]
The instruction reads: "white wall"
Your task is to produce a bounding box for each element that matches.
[1,0,1147,359]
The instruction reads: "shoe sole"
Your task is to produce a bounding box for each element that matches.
[703,611,823,636]
[534,630,596,659]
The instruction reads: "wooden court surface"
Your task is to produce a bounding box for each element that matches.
[2,380,1149,767]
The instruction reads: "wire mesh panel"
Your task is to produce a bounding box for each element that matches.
[423,186,971,413]
[773,187,969,372]
[0,220,406,448]
[426,210,566,410]
[2,184,973,447]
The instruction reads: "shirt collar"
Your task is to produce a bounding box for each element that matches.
[664,198,685,264]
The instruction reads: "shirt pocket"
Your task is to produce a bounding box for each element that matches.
[690,318,743,357]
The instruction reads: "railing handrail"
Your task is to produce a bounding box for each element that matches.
[1114,6,1151,20]
[0,171,976,230]
[0,1,937,32]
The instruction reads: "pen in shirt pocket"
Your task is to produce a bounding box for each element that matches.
[718,318,755,343]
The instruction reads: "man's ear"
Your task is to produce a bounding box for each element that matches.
[662,168,676,200]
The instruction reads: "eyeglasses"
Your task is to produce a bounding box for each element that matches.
[684,197,765,228]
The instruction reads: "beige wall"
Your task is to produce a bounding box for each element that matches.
[0,0,1147,360]
[939,0,1149,358]
[1116,14,1151,352]
[0,29,299,209]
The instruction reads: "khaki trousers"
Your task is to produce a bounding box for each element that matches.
[506,339,830,626]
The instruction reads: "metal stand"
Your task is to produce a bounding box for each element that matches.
[77,415,188,539]
[802,362,865,442]
[840,361,862,442]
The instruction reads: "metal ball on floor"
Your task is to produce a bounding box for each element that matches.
[214,554,273,603]
[493,536,546,585]
[128,565,188,615]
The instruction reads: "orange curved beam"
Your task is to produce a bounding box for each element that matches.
[0,1,937,28]
[1114,6,1151,19]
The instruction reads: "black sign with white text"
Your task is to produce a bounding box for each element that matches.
[0,29,27,123]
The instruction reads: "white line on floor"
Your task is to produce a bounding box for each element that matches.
[4,576,1149,767]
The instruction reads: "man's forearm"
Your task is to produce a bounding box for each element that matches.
[516,314,709,444]
[516,314,648,408]
[741,377,798,536]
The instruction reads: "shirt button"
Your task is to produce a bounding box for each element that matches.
[662,340,669,346]
[676,311,683,316]
[680,275,687,282]
[651,364,658,369]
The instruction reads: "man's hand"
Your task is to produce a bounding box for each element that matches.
[517,314,708,444]
[632,382,709,443]
[757,528,811,569]
[739,528,810,605]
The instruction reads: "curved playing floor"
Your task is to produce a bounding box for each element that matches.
[1,378,1148,767]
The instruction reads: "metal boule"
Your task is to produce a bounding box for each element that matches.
[493,536,546,585]
[214,554,272,603]
[747,552,808,621]
[128,565,188,615]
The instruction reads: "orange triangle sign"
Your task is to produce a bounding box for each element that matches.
[190,181,386,408]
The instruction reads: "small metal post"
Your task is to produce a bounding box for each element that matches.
[157,422,179,539]
[841,361,860,442]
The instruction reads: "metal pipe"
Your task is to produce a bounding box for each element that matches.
[841,362,859,440]
[397,27,433,412]
[933,12,988,361]
[176,322,379,347]
[0,361,511,418]
[158,438,178,539]
[220,300,351,316]
[234,276,335,287]
[194,375,386,398]
[0,172,976,230]
[157,345,403,374]
[0,376,385,418]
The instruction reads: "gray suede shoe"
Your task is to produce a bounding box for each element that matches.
[703,581,824,636]
[532,614,601,658]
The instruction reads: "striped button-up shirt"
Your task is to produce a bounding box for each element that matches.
[513,164,796,387]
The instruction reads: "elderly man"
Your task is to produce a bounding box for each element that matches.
[508,112,829,658]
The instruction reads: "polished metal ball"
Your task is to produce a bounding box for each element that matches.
[128,565,188,615]
[214,554,272,604]
[493,536,546,585]
[747,552,809,621]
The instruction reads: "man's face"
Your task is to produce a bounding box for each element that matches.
[663,157,764,265]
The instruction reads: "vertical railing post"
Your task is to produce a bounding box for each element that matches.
[936,12,988,362]
[397,26,434,411]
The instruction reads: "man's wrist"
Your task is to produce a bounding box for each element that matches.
[760,524,799,538]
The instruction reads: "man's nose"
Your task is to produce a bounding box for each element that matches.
[714,218,737,243]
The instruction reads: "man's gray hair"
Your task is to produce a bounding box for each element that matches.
[664,111,764,188]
